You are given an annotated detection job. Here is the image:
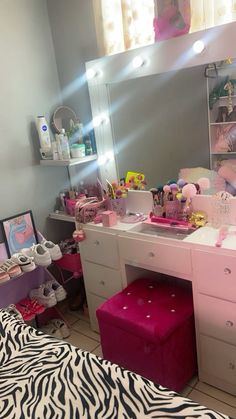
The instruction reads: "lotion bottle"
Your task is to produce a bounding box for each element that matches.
[36,116,51,150]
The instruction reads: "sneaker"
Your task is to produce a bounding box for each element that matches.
[40,324,62,339]
[41,240,62,261]
[18,298,45,315]
[1,260,21,278]
[22,244,51,267]
[29,284,57,307]
[0,267,10,283]
[11,253,36,272]
[15,303,35,321]
[48,318,70,338]
[5,304,24,321]
[45,279,67,302]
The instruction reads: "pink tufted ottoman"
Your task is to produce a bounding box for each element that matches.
[96,278,197,392]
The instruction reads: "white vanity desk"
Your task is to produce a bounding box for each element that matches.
[79,219,236,396]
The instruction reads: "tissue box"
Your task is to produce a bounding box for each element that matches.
[101,211,117,227]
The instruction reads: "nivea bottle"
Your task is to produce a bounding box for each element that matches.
[36,116,51,150]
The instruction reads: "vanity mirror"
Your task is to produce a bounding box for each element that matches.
[52,106,78,133]
[86,22,236,190]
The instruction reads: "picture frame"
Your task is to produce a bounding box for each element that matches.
[1,210,38,257]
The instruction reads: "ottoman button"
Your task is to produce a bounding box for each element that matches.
[171,309,176,313]
[146,314,151,318]
[123,306,128,310]
[127,292,131,296]
[148,285,154,289]
[148,300,152,303]
[171,293,176,298]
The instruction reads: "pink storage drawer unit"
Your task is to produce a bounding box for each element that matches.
[96,278,197,392]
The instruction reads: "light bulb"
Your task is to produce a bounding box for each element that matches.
[193,40,205,54]
[86,68,97,80]
[105,151,114,162]
[132,56,145,69]
[98,155,107,166]
[92,116,102,127]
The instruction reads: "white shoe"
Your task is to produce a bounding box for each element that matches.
[29,284,57,307]
[22,244,51,267]
[41,240,62,261]
[40,324,62,339]
[11,253,36,272]
[45,279,67,302]
[48,318,70,338]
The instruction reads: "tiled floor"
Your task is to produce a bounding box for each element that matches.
[61,307,236,418]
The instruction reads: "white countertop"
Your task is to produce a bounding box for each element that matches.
[184,225,236,250]
[82,220,236,251]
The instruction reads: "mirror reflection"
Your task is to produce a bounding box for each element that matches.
[106,60,236,195]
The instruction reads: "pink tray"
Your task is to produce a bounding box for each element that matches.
[143,216,193,230]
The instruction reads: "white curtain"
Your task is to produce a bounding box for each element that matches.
[93,0,155,56]
[94,0,236,56]
[190,0,236,32]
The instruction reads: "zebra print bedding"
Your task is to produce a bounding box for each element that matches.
[0,310,230,419]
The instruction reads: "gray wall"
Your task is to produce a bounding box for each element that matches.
[47,0,99,125]
[0,0,70,240]
[109,66,210,187]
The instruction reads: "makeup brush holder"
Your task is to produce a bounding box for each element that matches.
[211,194,231,228]
[165,200,180,219]
[109,198,127,217]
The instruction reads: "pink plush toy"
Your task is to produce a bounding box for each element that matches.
[154,0,190,41]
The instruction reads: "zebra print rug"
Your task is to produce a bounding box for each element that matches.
[0,311,230,419]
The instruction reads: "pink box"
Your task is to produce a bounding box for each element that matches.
[96,278,197,392]
[101,211,117,227]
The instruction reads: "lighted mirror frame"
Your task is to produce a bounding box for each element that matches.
[86,22,236,186]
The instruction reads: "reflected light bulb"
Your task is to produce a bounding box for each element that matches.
[132,56,145,69]
[193,40,205,54]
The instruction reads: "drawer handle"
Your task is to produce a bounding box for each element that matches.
[148,252,155,258]
[229,362,235,370]
[94,240,100,246]
[224,268,231,275]
[99,280,105,286]
[226,320,234,328]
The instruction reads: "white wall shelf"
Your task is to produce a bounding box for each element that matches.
[49,211,75,223]
[40,154,97,167]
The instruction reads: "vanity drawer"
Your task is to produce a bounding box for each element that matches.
[87,293,106,333]
[197,294,236,346]
[118,237,192,276]
[80,230,119,269]
[200,335,236,387]
[83,261,122,299]
[193,250,236,302]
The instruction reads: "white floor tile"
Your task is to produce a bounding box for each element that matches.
[92,345,103,358]
[68,309,90,323]
[65,330,98,352]
[72,320,100,342]
[196,381,236,408]
[62,311,78,325]
[188,389,236,418]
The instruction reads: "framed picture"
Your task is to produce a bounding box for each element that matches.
[1,210,38,257]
